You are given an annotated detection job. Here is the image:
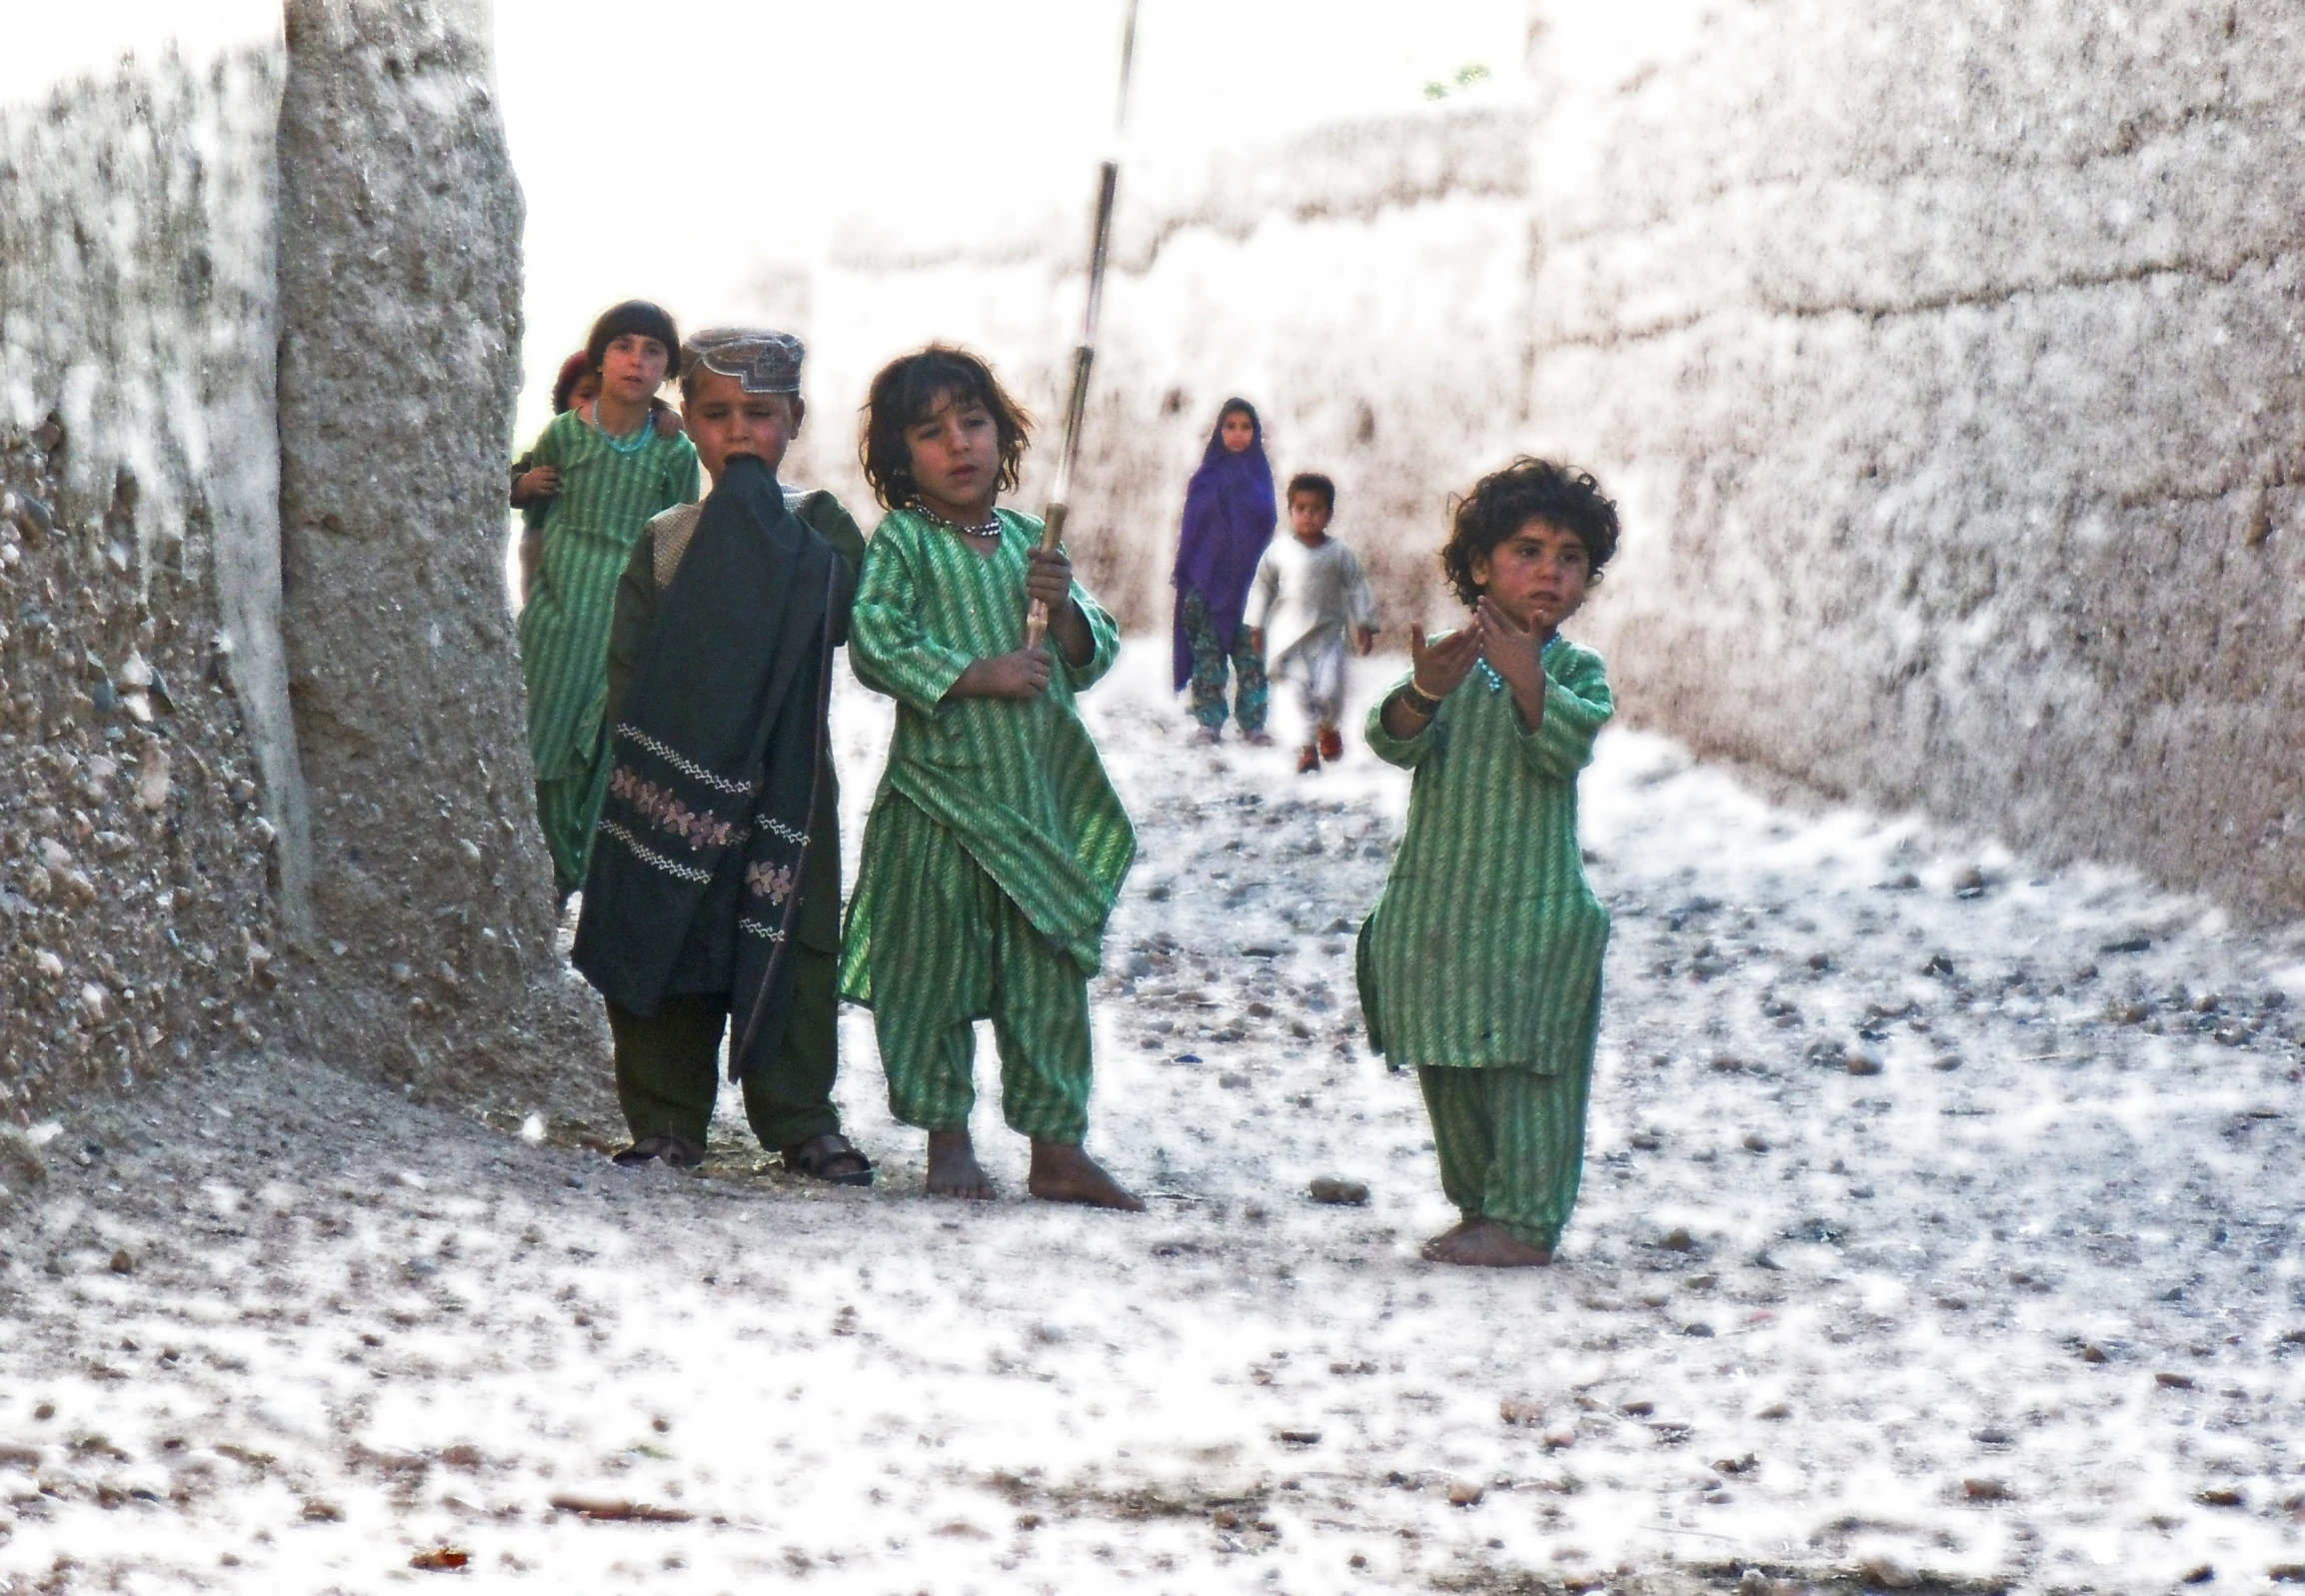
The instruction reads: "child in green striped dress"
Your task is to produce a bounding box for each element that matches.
[514,301,700,902]
[841,347,1144,1211]
[1357,458,1620,1266]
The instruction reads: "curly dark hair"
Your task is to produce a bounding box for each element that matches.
[1438,456,1619,608]
[859,345,1033,510]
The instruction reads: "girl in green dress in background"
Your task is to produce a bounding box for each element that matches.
[514,301,700,901]
[1358,458,1620,1267]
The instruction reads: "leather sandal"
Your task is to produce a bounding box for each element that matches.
[611,1133,706,1171]
[782,1132,875,1187]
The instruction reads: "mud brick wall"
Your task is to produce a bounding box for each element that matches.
[274,0,598,1104]
[1525,1,2305,920]
[0,44,292,1117]
[1,5,599,1126]
[806,6,2305,919]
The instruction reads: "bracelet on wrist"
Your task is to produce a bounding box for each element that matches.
[1398,681,1444,718]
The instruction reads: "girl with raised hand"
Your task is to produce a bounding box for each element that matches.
[1358,458,1620,1267]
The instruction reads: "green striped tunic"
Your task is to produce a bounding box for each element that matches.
[1357,638,1613,1072]
[515,409,699,891]
[839,506,1135,1003]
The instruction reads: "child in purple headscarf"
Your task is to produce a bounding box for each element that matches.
[1170,399,1277,744]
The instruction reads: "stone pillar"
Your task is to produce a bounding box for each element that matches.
[276,0,598,1103]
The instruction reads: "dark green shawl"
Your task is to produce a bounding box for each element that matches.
[573,456,847,1079]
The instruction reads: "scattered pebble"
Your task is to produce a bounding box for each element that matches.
[1306,1175,1368,1206]
[1859,1554,1919,1589]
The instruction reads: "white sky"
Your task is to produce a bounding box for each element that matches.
[496,0,1527,438]
[4,1,1528,439]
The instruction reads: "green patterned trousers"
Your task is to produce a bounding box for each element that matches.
[537,748,614,901]
[858,800,1095,1143]
[1182,590,1267,735]
[1416,1063,1591,1250]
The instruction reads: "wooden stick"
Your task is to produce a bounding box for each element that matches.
[1028,0,1139,647]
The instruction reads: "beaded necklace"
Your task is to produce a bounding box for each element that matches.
[913,501,1004,541]
[590,401,654,456]
[1476,632,1563,692]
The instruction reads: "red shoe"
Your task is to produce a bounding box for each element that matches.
[1316,727,1344,763]
[1295,745,1321,774]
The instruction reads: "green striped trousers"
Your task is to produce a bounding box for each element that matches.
[1416,1063,1591,1249]
[858,797,1094,1143]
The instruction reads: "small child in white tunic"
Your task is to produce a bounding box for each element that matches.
[1244,473,1378,772]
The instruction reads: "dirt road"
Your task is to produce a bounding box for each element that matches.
[2,648,2300,1593]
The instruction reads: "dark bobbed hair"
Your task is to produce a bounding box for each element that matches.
[859,345,1033,510]
[1285,472,1335,513]
[550,351,592,414]
[586,300,682,380]
[1439,457,1619,607]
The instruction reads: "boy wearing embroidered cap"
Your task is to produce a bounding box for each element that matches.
[572,328,875,1184]
[515,300,700,901]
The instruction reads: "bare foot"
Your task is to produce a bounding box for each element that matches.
[925,1130,996,1200]
[1417,1217,1481,1259]
[1027,1141,1146,1211]
[1421,1217,1553,1267]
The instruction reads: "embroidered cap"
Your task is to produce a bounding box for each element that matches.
[684,328,806,395]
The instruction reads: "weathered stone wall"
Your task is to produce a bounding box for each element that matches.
[276,0,596,1106]
[1523,1,2305,920]
[0,39,294,1116]
[805,5,2305,919]
[794,106,1533,632]
[1,3,598,1123]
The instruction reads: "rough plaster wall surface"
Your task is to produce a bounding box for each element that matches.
[276,0,599,1106]
[797,107,1534,630]
[0,422,284,1120]
[1523,1,2305,919]
[0,39,298,1117]
[0,36,310,931]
